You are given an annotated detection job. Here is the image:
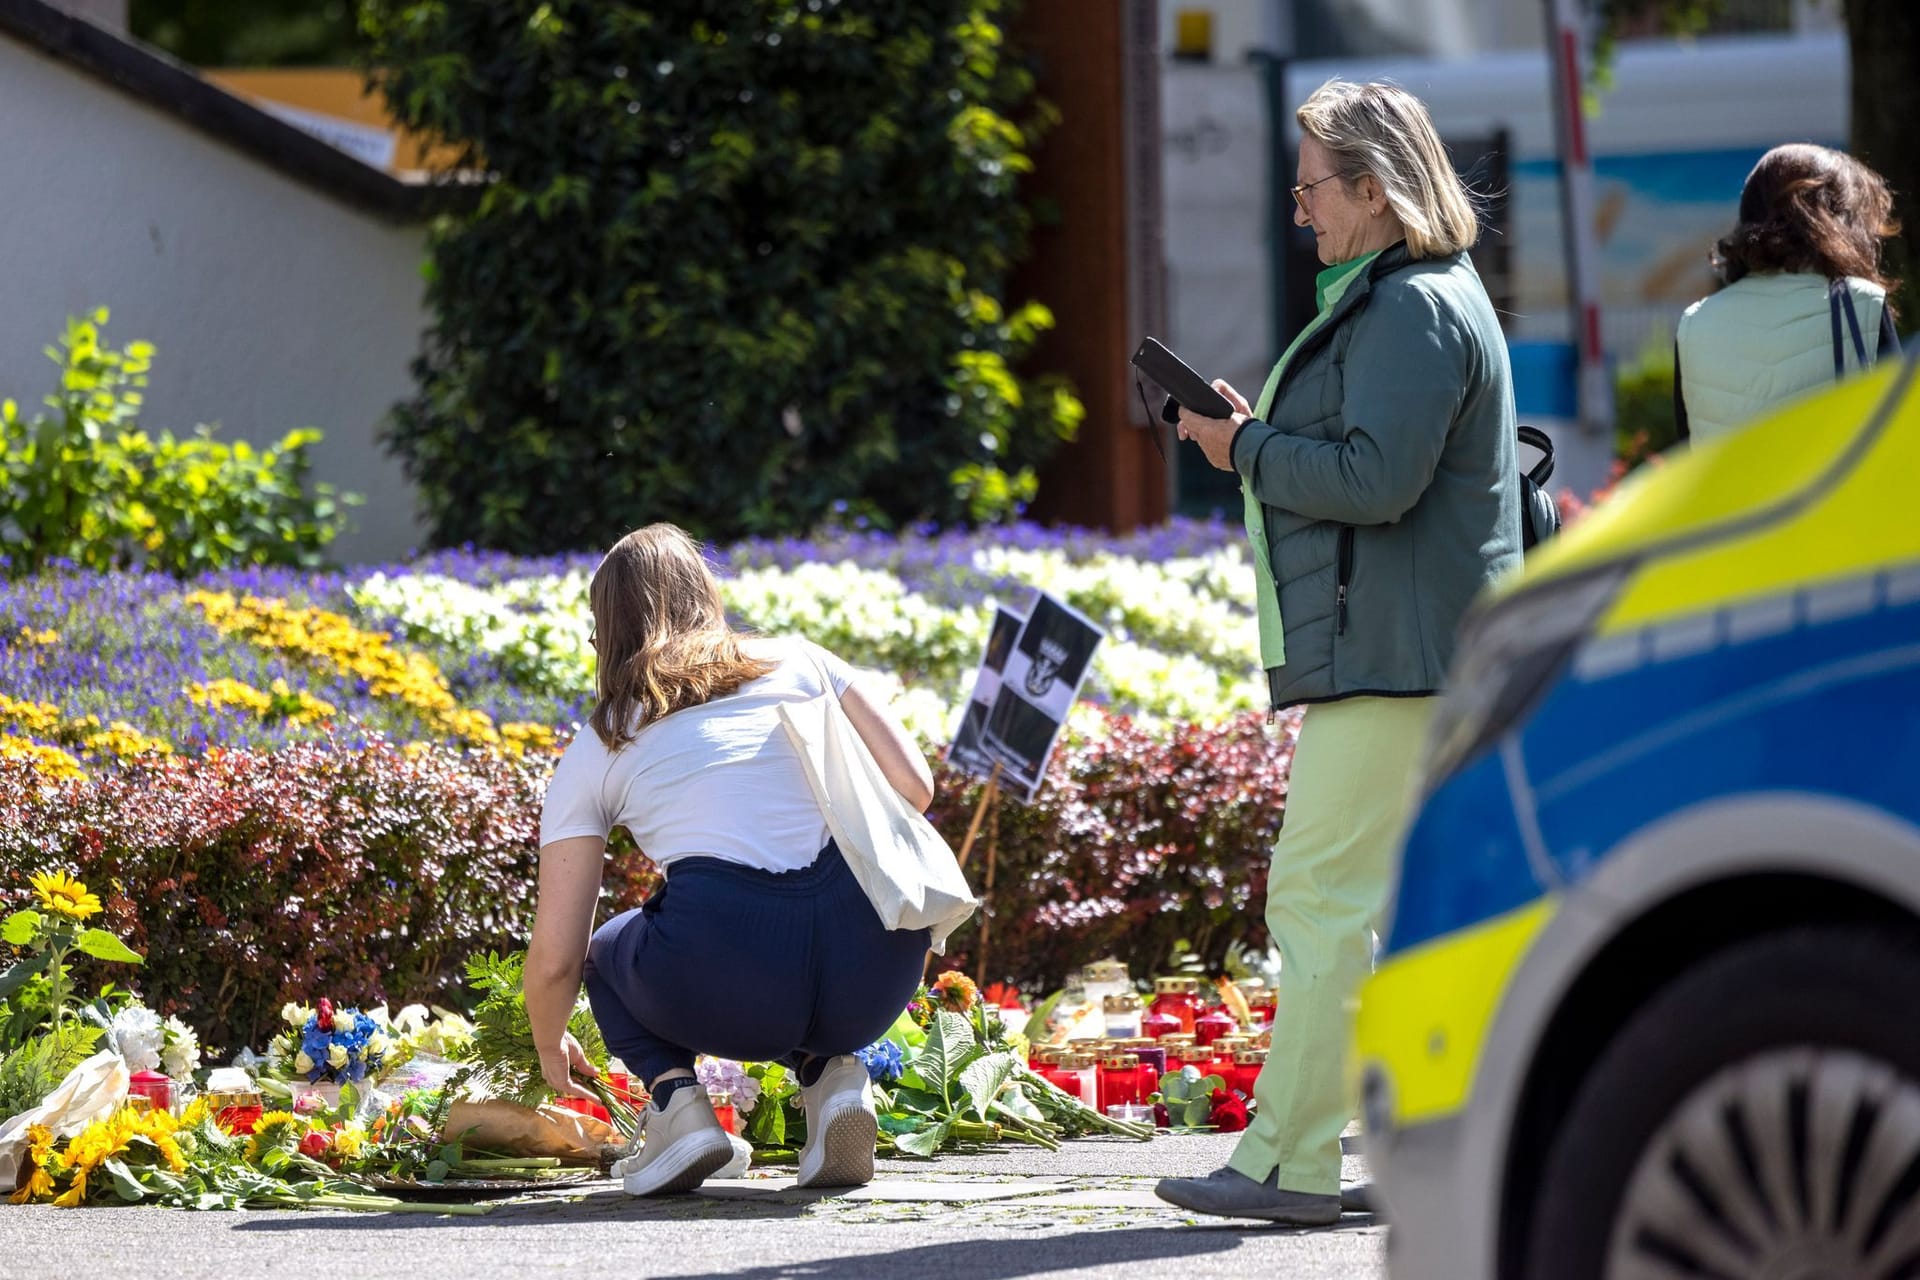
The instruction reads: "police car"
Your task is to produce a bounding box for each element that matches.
[1356,353,1920,1279]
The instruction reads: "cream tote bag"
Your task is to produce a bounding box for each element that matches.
[777,653,977,953]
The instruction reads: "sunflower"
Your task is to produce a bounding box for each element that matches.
[9,1165,54,1204]
[8,1125,58,1204]
[51,1168,88,1208]
[242,1110,308,1164]
[28,870,102,921]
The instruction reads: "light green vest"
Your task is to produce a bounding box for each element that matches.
[1242,252,1378,668]
[1677,273,1887,442]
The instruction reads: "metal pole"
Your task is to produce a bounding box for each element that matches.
[1542,0,1615,441]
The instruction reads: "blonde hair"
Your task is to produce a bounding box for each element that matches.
[1296,79,1478,259]
[586,523,776,750]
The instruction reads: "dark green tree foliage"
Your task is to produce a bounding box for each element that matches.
[130,0,361,67]
[361,1,1083,551]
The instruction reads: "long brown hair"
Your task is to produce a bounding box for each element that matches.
[1713,144,1901,295]
[586,523,776,750]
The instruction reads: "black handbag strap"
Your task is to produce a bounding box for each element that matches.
[1517,424,1555,487]
[1830,278,1871,378]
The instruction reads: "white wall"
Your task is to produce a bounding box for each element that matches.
[0,39,428,562]
[46,0,126,32]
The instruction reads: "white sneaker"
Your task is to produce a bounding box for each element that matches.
[613,1086,733,1197]
[794,1055,876,1190]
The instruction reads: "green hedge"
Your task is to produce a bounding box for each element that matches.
[0,312,354,579]
[363,0,1082,551]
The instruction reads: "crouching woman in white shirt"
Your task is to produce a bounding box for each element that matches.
[524,522,935,1197]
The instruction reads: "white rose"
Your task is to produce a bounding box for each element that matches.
[295,1051,315,1075]
[326,1043,349,1070]
[282,1002,313,1028]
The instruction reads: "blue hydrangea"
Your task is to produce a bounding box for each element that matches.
[855,1039,905,1084]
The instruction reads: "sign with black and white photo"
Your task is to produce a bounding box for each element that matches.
[947,604,1025,782]
[980,592,1105,802]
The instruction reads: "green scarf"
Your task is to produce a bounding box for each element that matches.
[1241,250,1379,669]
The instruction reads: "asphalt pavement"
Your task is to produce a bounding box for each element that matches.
[3,1133,1386,1280]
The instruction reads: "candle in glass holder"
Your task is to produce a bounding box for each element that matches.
[1125,1038,1167,1081]
[1149,978,1196,1034]
[209,1090,265,1134]
[1232,1049,1268,1098]
[1059,1053,1099,1109]
[1180,978,1210,1029]
[1098,1053,1145,1110]
[127,1069,172,1113]
[1159,1034,1197,1072]
[708,1090,738,1135]
[1194,1005,1237,1046]
[1102,993,1144,1040]
[1242,978,1277,1026]
[1140,1005,1182,1041]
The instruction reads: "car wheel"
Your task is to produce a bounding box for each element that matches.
[1522,925,1920,1280]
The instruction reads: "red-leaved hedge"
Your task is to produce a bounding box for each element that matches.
[926,711,1293,990]
[1,713,1294,1049]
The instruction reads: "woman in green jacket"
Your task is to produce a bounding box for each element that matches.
[1156,79,1523,1225]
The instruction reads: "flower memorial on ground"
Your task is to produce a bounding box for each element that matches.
[3,860,1268,1209]
[1,520,1292,1209]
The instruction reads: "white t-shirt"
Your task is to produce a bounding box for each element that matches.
[539,637,857,873]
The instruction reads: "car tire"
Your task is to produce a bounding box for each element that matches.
[1521,924,1920,1280]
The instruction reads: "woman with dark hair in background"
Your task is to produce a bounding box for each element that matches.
[1676,143,1903,442]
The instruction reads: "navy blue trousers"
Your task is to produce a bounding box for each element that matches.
[583,839,930,1086]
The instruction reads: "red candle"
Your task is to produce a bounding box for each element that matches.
[127,1069,172,1113]
[1232,1049,1267,1098]
[1099,1054,1144,1108]
[1149,978,1196,1034]
[1194,1006,1237,1046]
[1140,1007,1182,1041]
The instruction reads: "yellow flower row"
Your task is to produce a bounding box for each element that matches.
[0,734,86,780]
[186,677,338,727]
[185,590,554,754]
[0,693,64,737]
[0,693,174,767]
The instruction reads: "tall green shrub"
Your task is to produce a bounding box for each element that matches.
[1614,339,1681,474]
[0,311,355,579]
[362,0,1082,552]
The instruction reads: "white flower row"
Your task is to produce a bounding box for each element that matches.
[346,543,1267,733]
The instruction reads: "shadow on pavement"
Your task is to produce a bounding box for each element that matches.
[647,1225,1252,1278]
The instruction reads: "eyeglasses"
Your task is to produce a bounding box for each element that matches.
[1291,173,1339,212]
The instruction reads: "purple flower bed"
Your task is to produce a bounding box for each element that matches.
[1,519,1246,759]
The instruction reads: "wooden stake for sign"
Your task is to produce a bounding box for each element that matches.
[975,783,1002,988]
[955,761,1003,869]
[928,763,1003,986]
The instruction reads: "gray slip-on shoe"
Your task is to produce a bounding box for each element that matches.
[1153,1166,1343,1225]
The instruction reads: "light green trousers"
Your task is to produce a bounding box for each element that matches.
[1228,694,1438,1194]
